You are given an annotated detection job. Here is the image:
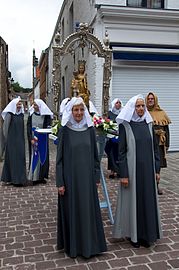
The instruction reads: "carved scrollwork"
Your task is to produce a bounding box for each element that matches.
[89,46,98,55]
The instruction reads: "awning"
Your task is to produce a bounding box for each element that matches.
[113,51,179,62]
[111,44,179,62]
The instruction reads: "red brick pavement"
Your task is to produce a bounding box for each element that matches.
[0,143,179,270]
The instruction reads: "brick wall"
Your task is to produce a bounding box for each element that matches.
[39,52,48,102]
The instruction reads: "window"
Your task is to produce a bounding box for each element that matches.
[151,0,164,8]
[127,0,144,7]
[127,0,164,8]
[69,3,74,34]
[61,18,64,42]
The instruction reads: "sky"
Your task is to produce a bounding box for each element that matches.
[0,0,63,88]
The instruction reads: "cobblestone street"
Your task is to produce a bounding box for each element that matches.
[0,141,179,270]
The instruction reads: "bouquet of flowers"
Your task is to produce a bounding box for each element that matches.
[92,114,118,134]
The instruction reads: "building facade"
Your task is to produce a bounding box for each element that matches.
[48,0,179,150]
[0,37,9,159]
[38,49,48,101]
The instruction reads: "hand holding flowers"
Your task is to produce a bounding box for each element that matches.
[51,120,61,135]
[51,115,118,136]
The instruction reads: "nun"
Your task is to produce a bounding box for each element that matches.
[27,99,53,184]
[59,97,98,118]
[113,94,162,248]
[105,98,123,178]
[56,97,107,258]
[1,97,26,186]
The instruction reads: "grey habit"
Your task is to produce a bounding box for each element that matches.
[1,113,26,185]
[113,120,162,243]
[56,125,107,258]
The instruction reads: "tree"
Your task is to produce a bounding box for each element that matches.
[12,82,32,93]
[12,82,23,92]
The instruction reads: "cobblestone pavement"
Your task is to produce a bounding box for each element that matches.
[0,141,179,270]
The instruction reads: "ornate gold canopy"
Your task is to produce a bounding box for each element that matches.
[52,23,112,117]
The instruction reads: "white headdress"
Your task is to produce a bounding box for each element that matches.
[29,99,53,118]
[116,94,153,125]
[89,100,98,115]
[1,97,24,120]
[59,97,71,116]
[110,98,123,115]
[61,97,93,128]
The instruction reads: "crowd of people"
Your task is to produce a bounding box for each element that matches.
[1,98,53,186]
[0,91,171,258]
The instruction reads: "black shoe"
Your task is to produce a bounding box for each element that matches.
[26,181,33,186]
[130,240,140,248]
[32,179,47,185]
[13,183,24,187]
[140,239,150,248]
[158,188,163,195]
[109,174,115,179]
[40,179,47,184]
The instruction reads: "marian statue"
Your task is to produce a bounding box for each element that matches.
[71,60,90,108]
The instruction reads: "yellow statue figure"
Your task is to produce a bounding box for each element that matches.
[71,60,90,108]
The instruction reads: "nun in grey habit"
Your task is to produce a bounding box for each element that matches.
[56,97,107,258]
[113,94,162,248]
[1,97,26,185]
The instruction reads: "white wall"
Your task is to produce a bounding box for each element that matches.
[99,6,179,46]
[107,26,179,46]
[166,0,179,9]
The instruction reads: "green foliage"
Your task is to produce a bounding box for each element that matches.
[12,82,22,92]
[12,82,32,93]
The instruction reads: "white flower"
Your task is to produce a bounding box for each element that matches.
[109,120,113,125]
